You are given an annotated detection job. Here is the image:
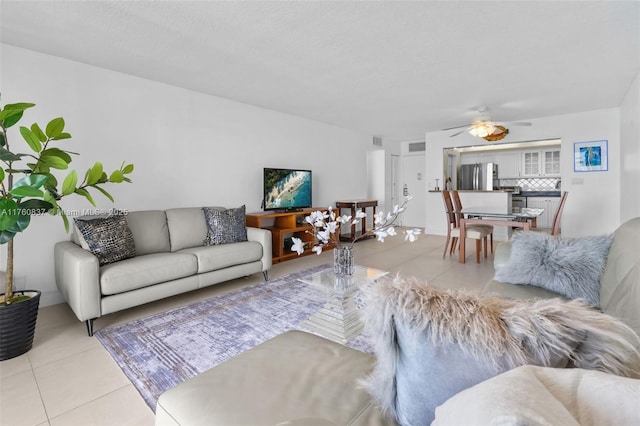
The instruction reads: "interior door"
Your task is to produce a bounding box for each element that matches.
[401,154,426,228]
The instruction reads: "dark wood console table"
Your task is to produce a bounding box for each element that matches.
[335,199,378,242]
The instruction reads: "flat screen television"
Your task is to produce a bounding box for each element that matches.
[263,167,312,211]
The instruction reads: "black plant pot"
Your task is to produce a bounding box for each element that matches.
[0,290,41,361]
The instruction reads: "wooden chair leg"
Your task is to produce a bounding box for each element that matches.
[450,237,458,256]
[443,234,451,259]
[484,237,488,259]
[490,234,494,253]
[475,239,481,263]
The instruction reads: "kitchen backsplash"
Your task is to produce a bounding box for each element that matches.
[499,177,560,191]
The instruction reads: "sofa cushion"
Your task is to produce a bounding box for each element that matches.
[124,210,170,255]
[180,241,263,274]
[493,232,614,307]
[166,207,225,252]
[100,252,198,295]
[599,217,640,337]
[155,330,391,426]
[74,213,136,265]
[360,275,640,426]
[433,365,640,426]
[203,205,248,245]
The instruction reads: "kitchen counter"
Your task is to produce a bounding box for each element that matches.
[520,191,561,197]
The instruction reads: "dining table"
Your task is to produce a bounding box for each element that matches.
[458,207,545,264]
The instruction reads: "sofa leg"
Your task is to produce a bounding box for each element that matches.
[86,319,95,337]
[263,271,269,281]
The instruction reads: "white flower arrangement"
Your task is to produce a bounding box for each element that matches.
[291,196,421,255]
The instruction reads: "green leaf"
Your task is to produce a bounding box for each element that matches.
[41,148,72,163]
[86,162,103,185]
[123,163,134,174]
[0,168,4,182]
[52,132,71,140]
[13,174,48,189]
[19,126,42,152]
[40,155,69,170]
[75,188,96,206]
[109,170,124,183]
[0,147,22,162]
[45,117,65,138]
[0,230,16,244]
[8,212,30,233]
[1,111,23,129]
[10,186,43,198]
[0,131,5,147]
[61,211,70,232]
[31,123,47,142]
[62,170,77,196]
[0,198,20,231]
[91,185,114,202]
[18,199,52,213]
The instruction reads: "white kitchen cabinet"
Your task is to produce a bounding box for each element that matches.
[495,151,522,178]
[521,149,561,177]
[527,197,561,229]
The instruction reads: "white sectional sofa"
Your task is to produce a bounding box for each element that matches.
[54,207,272,336]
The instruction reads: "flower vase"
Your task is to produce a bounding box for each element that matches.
[334,246,354,276]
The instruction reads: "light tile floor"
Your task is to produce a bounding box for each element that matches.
[0,232,496,426]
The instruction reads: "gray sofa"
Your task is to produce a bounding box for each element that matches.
[154,217,640,426]
[54,207,272,336]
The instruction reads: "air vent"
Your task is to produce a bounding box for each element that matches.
[373,136,383,147]
[408,142,426,152]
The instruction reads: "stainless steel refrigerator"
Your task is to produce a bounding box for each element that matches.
[459,163,498,190]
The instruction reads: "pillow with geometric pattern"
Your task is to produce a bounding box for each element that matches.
[202,205,248,245]
[74,213,136,265]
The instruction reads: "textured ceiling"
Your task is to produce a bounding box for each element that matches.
[1,1,639,141]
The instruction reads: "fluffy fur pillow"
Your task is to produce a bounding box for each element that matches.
[359,275,640,426]
[494,232,614,306]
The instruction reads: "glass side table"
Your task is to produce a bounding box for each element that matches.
[298,265,388,344]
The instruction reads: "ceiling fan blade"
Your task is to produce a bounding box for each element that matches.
[495,121,532,127]
[442,123,473,131]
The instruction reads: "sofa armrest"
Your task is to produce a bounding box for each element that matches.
[54,241,102,321]
[246,227,272,271]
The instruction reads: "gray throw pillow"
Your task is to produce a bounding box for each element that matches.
[203,205,248,245]
[494,232,614,307]
[74,213,136,265]
[359,276,640,426]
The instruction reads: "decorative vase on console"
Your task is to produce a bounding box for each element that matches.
[290,197,421,276]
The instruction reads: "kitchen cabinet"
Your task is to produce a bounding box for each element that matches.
[526,197,560,229]
[494,151,522,178]
[521,149,561,177]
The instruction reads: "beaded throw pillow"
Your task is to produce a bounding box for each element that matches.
[203,205,248,245]
[74,214,136,265]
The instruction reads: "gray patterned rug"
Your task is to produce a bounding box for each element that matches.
[95,264,373,411]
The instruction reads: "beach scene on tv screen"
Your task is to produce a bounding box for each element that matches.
[264,170,311,209]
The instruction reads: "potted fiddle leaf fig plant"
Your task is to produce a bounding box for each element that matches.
[0,99,134,360]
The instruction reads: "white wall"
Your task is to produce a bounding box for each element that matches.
[620,71,640,222]
[1,45,372,306]
[425,108,622,238]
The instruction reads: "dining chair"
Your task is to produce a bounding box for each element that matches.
[550,191,568,236]
[451,190,494,254]
[442,190,491,263]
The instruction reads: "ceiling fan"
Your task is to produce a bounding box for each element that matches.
[443,106,532,140]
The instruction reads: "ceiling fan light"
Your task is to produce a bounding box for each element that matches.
[469,122,496,138]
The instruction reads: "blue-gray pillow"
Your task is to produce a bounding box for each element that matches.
[359,276,636,426]
[74,213,136,265]
[494,232,614,307]
[203,205,247,245]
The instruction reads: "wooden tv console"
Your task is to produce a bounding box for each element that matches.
[245,209,334,263]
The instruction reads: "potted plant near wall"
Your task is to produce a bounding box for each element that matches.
[0,100,134,360]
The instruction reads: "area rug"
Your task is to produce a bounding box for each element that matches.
[95,264,373,411]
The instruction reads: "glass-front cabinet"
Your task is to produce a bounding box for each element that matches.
[521,149,560,177]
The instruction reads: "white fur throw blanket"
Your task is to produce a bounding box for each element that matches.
[360,276,640,425]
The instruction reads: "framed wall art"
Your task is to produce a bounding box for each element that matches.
[574,140,608,172]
